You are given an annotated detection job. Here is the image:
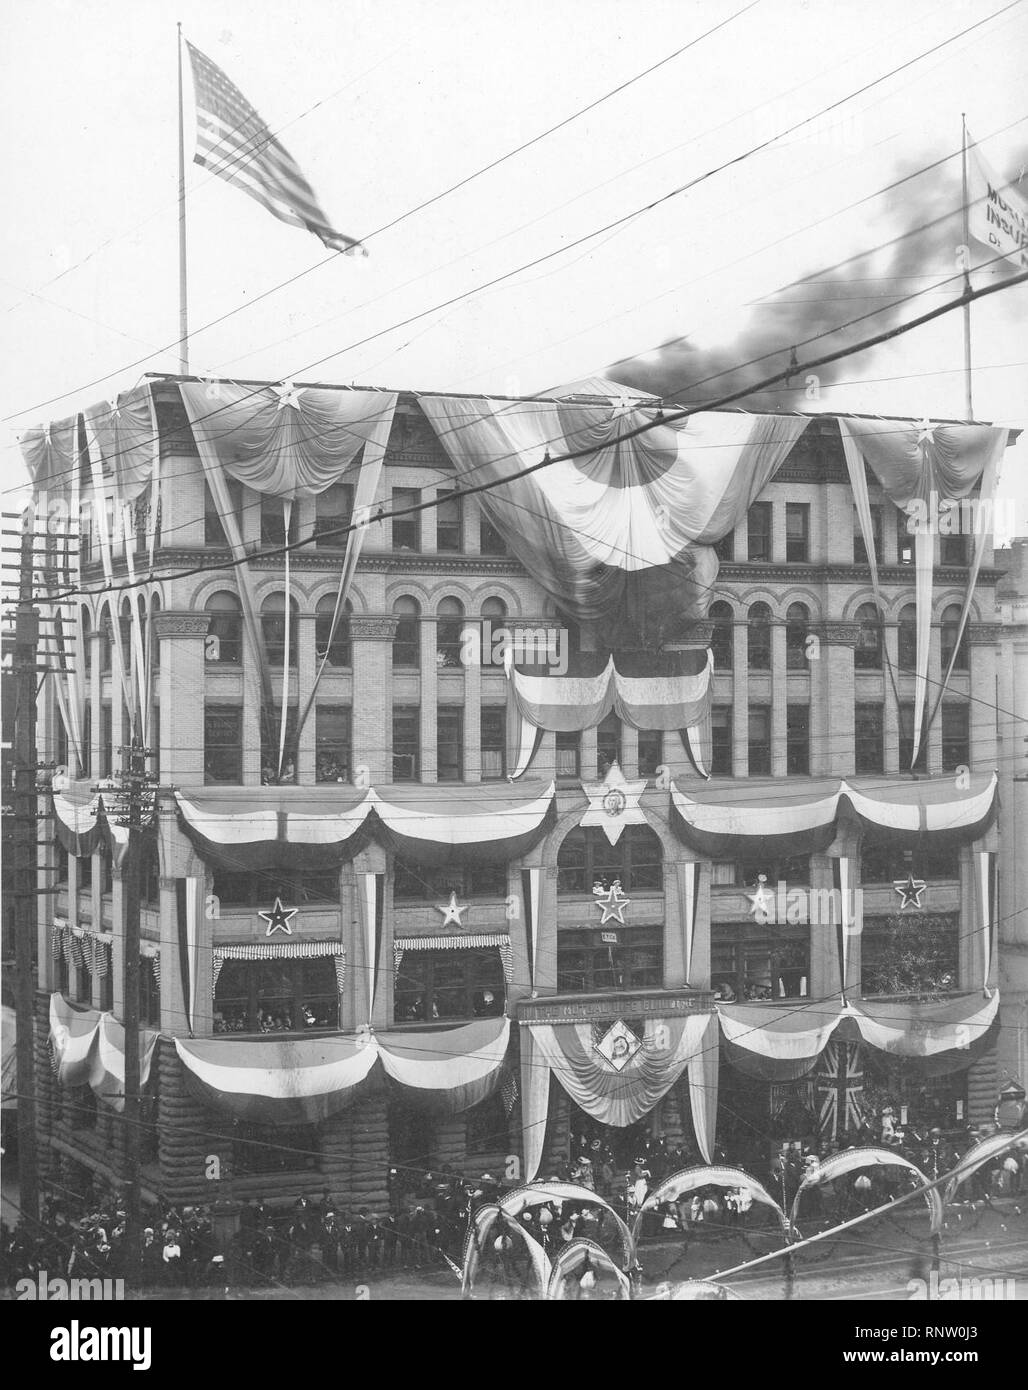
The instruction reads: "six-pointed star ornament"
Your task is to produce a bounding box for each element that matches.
[594,880,631,925]
[580,761,648,846]
[259,897,298,936]
[436,892,469,928]
[893,872,928,910]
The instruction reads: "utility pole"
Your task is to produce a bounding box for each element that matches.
[12,517,40,1226]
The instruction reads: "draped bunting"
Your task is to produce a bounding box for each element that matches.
[669,773,998,857]
[212,942,345,998]
[791,1146,943,1235]
[176,878,202,1037]
[522,869,541,991]
[508,650,711,779]
[839,417,1008,766]
[356,873,384,1021]
[419,384,810,648]
[679,860,701,987]
[974,851,998,992]
[519,1013,718,1181]
[718,992,1000,1082]
[19,413,79,487]
[48,995,157,1111]
[175,780,556,869]
[50,778,134,868]
[53,924,111,980]
[174,1016,510,1125]
[633,1165,789,1236]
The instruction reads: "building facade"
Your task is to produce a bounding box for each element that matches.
[26,377,1014,1214]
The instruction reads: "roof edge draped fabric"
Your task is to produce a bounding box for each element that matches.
[175,781,556,868]
[173,1016,510,1125]
[48,995,158,1112]
[51,778,135,868]
[791,1146,943,1235]
[419,386,809,645]
[669,773,997,856]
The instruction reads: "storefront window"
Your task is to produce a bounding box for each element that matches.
[556,927,662,993]
[394,948,505,1023]
[234,1122,319,1175]
[711,923,810,1001]
[860,913,959,999]
[214,957,339,1033]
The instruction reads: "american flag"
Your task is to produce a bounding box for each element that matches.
[186,41,365,255]
[816,1042,866,1140]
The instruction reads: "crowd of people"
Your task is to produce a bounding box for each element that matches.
[4,1121,1024,1294]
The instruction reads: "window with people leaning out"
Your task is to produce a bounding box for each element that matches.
[557,825,662,895]
[394,947,505,1023]
[214,957,340,1034]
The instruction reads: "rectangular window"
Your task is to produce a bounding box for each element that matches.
[313,482,354,548]
[481,708,507,780]
[394,860,508,901]
[436,489,463,552]
[748,705,771,776]
[898,704,929,773]
[711,923,810,1002]
[140,955,160,1027]
[940,532,968,566]
[786,705,809,775]
[395,947,506,1023]
[941,703,970,771]
[79,853,92,891]
[853,505,883,564]
[556,731,581,779]
[747,501,772,562]
[597,713,621,776]
[896,510,915,565]
[556,928,663,994]
[714,531,735,561]
[437,707,464,782]
[215,957,339,1034]
[204,479,243,545]
[785,503,810,562]
[855,703,884,774]
[316,706,351,783]
[392,488,420,552]
[260,706,298,784]
[479,512,507,556]
[393,707,420,782]
[234,1122,320,1176]
[81,704,92,778]
[861,913,959,997]
[637,730,663,779]
[859,842,958,885]
[204,705,243,785]
[711,707,733,776]
[260,495,296,548]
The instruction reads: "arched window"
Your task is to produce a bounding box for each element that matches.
[481,596,507,668]
[709,601,734,671]
[785,602,810,671]
[205,591,243,664]
[392,596,420,668]
[261,593,299,667]
[747,602,772,671]
[436,597,465,668]
[315,595,352,667]
[940,604,968,671]
[854,602,882,670]
[557,824,663,895]
[897,603,918,671]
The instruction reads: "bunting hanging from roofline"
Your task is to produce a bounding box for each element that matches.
[839,416,1008,767]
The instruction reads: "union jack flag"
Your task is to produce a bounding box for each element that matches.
[816,1042,865,1140]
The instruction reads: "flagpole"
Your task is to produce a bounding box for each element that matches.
[961,112,973,421]
[177,22,190,374]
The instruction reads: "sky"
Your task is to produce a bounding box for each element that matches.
[1,0,1026,538]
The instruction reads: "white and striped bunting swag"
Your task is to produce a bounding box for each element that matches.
[176,877,202,1036]
[186,41,365,255]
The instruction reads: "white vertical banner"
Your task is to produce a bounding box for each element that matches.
[967,135,1028,272]
[277,498,293,778]
[911,526,934,766]
[975,850,997,992]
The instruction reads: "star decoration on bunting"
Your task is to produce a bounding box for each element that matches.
[608,390,638,420]
[747,874,775,922]
[436,892,469,929]
[594,1019,641,1073]
[893,872,928,910]
[272,381,305,411]
[915,417,935,446]
[580,761,648,845]
[259,897,298,936]
[594,880,631,925]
